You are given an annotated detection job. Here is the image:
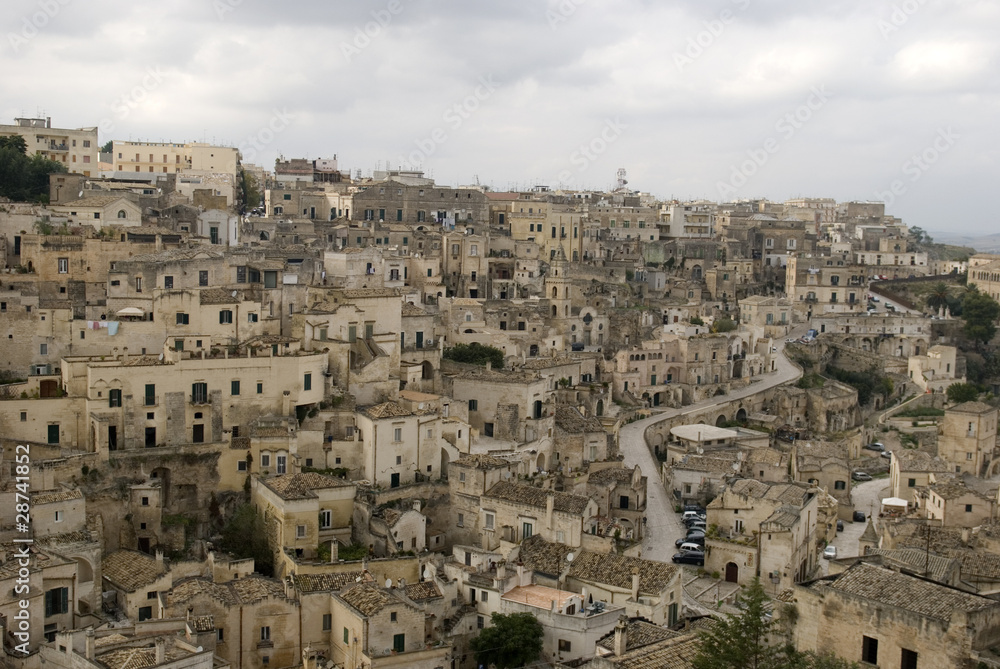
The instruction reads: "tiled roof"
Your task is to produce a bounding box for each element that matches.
[821,562,996,621]
[341,288,401,299]
[868,548,957,583]
[596,619,678,653]
[896,452,951,473]
[555,406,604,433]
[401,303,427,317]
[673,455,737,474]
[959,552,1000,580]
[762,505,801,529]
[190,615,214,633]
[948,401,996,415]
[338,583,395,616]
[97,647,157,669]
[518,534,576,576]
[929,480,987,501]
[32,488,83,504]
[291,571,367,593]
[484,481,591,515]
[262,472,353,500]
[168,578,238,606]
[606,632,703,669]
[405,581,443,601]
[745,448,784,465]
[729,479,809,505]
[453,454,514,470]
[102,550,167,592]
[589,467,636,484]
[360,401,413,419]
[230,575,288,603]
[570,552,679,595]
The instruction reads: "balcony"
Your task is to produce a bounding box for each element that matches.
[46,143,69,152]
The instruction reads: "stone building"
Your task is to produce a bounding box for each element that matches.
[938,401,999,477]
[481,481,599,548]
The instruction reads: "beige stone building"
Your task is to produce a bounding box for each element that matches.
[0,116,99,176]
[908,345,962,393]
[938,401,999,477]
[481,481,599,548]
[890,451,951,501]
[101,549,172,622]
[792,561,1000,668]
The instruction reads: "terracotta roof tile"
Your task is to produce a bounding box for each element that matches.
[484,481,591,515]
[102,550,167,592]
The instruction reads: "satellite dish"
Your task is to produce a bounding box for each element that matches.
[355,576,362,583]
[385,578,392,588]
[423,567,432,580]
[566,552,574,562]
[504,471,512,480]
[231,290,238,297]
[78,190,83,197]
[158,353,164,361]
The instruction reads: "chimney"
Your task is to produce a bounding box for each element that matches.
[630,567,640,601]
[155,639,165,664]
[85,629,95,659]
[155,548,164,566]
[516,560,525,586]
[122,346,129,363]
[413,499,421,513]
[546,493,555,530]
[46,116,51,128]
[613,615,628,657]
[282,390,291,416]
[486,360,492,371]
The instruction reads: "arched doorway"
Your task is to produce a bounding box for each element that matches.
[421,361,434,380]
[529,344,539,357]
[536,452,546,472]
[736,408,747,422]
[440,449,450,479]
[596,399,604,416]
[725,562,739,583]
[716,414,728,427]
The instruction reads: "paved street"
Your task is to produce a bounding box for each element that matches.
[820,477,888,574]
[620,327,808,561]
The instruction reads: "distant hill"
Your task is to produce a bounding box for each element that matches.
[925,230,1000,254]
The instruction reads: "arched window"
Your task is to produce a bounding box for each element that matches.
[117,210,127,219]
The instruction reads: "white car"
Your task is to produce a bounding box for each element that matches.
[823,545,837,559]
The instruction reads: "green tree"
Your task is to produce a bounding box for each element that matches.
[925,282,950,312]
[961,289,1000,348]
[693,578,782,669]
[0,138,66,203]
[237,166,261,214]
[100,140,113,153]
[219,503,273,576]
[947,382,980,404]
[909,226,931,244]
[691,316,705,326]
[712,317,737,333]
[470,612,543,669]
[0,135,27,153]
[443,342,504,368]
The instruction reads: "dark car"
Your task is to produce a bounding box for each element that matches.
[685,530,706,542]
[676,535,705,548]
[683,515,706,527]
[836,520,844,532]
[672,551,705,566]
[853,511,866,523]
[683,504,706,514]
[571,342,585,351]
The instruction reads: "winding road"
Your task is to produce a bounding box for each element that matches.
[620,327,808,560]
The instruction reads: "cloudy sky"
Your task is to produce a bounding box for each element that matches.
[2,0,996,235]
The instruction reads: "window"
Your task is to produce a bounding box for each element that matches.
[144,384,155,406]
[908,478,916,487]
[142,496,149,506]
[457,513,464,527]
[478,615,485,629]
[109,389,122,407]
[261,453,271,467]
[220,310,233,324]
[468,399,478,411]
[248,312,258,322]
[480,590,488,602]
[862,636,878,665]
[344,627,350,643]
[459,472,466,482]
[20,411,26,422]
[485,512,495,529]
[138,606,152,621]
[199,270,208,286]
[238,461,247,472]
[393,633,405,653]
[966,504,973,512]
[277,455,287,474]
[296,525,306,538]
[320,510,332,529]
[257,382,263,394]
[176,312,189,325]
[40,343,47,355]
[217,628,224,642]
[834,480,846,490]
[261,626,271,641]
[45,587,68,616]
[390,611,397,622]
[164,275,173,289]
[55,510,64,523]
[231,380,240,395]
[394,427,402,442]
[58,257,68,273]
[323,614,332,630]
[192,382,208,404]
[522,522,533,539]
[734,519,744,534]
[47,424,59,445]
[558,640,571,653]
[304,373,312,391]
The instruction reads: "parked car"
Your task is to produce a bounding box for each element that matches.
[679,542,704,552]
[683,515,706,526]
[683,504,706,514]
[685,521,707,531]
[836,520,844,532]
[685,530,706,542]
[672,551,705,566]
[570,341,585,351]
[785,338,797,343]
[864,442,885,452]
[823,545,838,560]
[852,471,873,482]
[681,510,705,522]
[881,450,892,459]
[853,510,866,522]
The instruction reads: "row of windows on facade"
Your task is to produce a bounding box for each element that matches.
[98,376,309,410]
